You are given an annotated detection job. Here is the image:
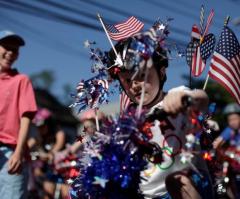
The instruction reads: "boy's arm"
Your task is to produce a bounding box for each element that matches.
[163,89,209,115]
[212,136,224,149]
[51,130,66,153]
[47,130,66,163]
[213,127,231,149]
[8,115,31,174]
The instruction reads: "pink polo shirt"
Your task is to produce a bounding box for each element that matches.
[0,69,37,145]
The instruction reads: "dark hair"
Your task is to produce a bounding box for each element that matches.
[39,116,62,147]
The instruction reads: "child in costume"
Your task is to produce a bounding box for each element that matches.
[107,26,213,199]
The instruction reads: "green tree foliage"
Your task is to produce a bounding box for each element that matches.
[62,83,75,105]
[183,75,235,130]
[30,70,55,90]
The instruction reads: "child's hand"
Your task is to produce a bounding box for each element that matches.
[8,151,22,174]
[162,91,187,115]
[54,150,69,165]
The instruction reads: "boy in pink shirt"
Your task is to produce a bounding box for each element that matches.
[0,30,37,199]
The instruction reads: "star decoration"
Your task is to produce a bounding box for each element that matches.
[206,129,211,134]
[158,24,166,30]
[180,151,194,164]
[77,135,84,143]
[84,40,91,48]
[114,54,123,66]
[67,178,74,184]
[92,176,109,188]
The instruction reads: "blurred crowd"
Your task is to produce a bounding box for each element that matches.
[27,108,104,199]
[25,103,240,199]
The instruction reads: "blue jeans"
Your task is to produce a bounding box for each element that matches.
[0,146,28,199]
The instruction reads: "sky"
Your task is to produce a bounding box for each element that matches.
[0,0,240,103]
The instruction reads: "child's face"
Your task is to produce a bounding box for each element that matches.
[83,120,96,136]
[0,42,19,72]
[118,65,161,105]
[227,113,240,130]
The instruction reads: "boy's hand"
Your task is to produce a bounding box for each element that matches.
[162,91,187,115]
[8,151,22,174]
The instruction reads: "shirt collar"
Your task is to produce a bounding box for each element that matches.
[0,68,18,79]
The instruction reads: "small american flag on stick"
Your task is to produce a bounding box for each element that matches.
[104,16,144,41]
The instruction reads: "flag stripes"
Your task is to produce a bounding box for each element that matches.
[191,46,206,76]
[105,16,144,41]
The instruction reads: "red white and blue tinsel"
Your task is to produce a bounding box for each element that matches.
[69,41,116,113]
[70,109,164,199]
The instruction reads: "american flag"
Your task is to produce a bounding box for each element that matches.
[200,33,216,60]
[209,26,240,104]
[120,91,131,114]
[191,46,206,77]
[105,16,144,41]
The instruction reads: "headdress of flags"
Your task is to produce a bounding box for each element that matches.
[186,7,215,78]
[208,25,240,104]
[104,16,144,41]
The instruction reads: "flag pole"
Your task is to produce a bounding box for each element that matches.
[94,108,100,132]
[97,13,120,60]
[203,15,230,90]
[200,5,205,35]
[203,74,209,90]
[189,65,192,89]
[224,16,230,27]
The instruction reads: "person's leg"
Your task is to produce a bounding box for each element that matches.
[60,184,71,199]
[43,180,56,199]
[165,171,202,199]
[0,146,28,199]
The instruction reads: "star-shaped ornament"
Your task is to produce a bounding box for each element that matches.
[158,24,166,30]
[92,176,109,188]
[180,151,194,164]
[114,54,123,66]
[206,129,211,134]
[84,40,91,48]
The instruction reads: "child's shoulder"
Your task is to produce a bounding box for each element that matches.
[13,71,31,81]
